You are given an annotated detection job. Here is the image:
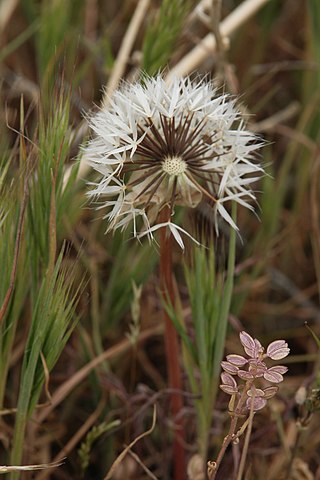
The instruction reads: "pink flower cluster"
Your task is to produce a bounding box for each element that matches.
[220,331,290,411]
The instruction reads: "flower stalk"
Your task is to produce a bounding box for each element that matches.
[207,381,252,480]
[159,206,186,480]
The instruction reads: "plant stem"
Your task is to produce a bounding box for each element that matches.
[236,398,255,480]
[159,206,185,480]
[208,414,239,480]
[208,382,252,480]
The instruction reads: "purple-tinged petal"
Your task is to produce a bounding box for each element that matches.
[269,365,288,375]
[239,331,257,358]
[220,384,238,395]
[226,354,247,366]
[254,338,263,353]
[263,386,278,399]
[237,370,254,380]
[263,369,284,384]
[247,388,264,398]
[266,340,290,360]
[221,372,237,388]
[221,361,239,375]
[246,397,267,411]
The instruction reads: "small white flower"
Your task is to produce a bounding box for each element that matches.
[83,75,263,247]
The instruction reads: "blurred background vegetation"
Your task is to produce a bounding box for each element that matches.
[0,0,319,478]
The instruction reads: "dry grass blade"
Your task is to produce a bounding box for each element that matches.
[167,0,270,78]
[102,0,150,107]
[251,102,301,133]
[36,324,163,423]
[0,459,65,474]
[103,404,157,480]
[35,400,106,480]
[0,0,19,33]
[127,450,159,480]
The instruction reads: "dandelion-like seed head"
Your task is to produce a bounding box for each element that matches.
[83,75,264,247]
[162,156,187,176]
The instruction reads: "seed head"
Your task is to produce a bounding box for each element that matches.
[83,75,264,247]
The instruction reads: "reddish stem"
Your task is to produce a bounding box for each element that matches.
[159,207,186,480]
[208,381,253,480]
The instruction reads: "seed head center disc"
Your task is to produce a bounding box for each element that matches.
[162,156,187,176]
